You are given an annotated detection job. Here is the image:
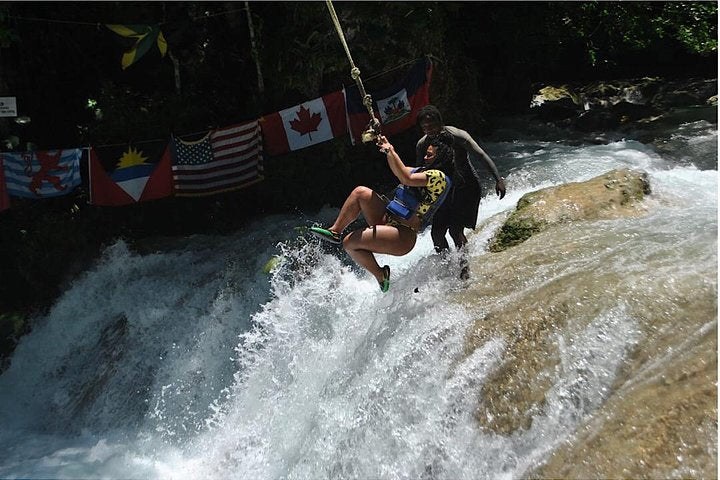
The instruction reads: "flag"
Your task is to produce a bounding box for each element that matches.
[260,90,347,156]
[0,156,9,211]
[171,120,264,197]
[89,141,173,206]
[346,57,433,144]
[1,149,82,198]
[106,24,168,70]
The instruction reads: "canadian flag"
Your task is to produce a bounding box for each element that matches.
[260,91,347,156]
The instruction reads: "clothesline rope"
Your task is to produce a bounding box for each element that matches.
[90,53,419,149]
[6,8,248,27]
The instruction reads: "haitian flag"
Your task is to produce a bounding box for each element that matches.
[260,91,347,156]
[0,156,9,211]
[89,140,173,206]
[346,57,433,144]
[1,149,82,198]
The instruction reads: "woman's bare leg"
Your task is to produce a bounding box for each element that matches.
[329,187,386,233]
[343,225,416,282]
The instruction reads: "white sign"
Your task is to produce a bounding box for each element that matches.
[0,97,17,117]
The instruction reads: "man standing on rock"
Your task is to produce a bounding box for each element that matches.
[415,105,506,279]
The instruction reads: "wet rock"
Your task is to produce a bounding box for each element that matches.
[531,85,581,105]
[532,323,717,479]
[488,169,650,252]
[453,194,716,476]
[530,85,582,122]
[573,108,621,132]
[651,78,718,108]
[529,78,716,133]
[610,101,663,123]
[572,102,663,132]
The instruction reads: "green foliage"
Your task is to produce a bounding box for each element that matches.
[654,2,718,55]
[555,2,717,67]
[0,10,18,49]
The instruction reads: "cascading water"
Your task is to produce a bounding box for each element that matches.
[0,110,716,479]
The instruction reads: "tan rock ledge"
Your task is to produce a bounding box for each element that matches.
[488,168,651,253]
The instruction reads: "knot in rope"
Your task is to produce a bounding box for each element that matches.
[326,0,382,141]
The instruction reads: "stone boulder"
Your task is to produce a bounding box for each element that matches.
[530,85,582,122]
[651,78,718,108]
[529,78,717,134]
[488,169,651,252]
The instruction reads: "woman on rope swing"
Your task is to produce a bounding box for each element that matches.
[311,132,455,293]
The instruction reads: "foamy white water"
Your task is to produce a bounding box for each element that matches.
[0,116,716,479]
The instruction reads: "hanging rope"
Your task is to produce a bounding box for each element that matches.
[325,0,381,141]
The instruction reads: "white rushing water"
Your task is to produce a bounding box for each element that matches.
[0,115,716,479]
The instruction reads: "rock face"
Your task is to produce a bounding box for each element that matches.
[450,168,717,477]
[488,169,651,252]
[533,325,717,479]
[530,77,717,132]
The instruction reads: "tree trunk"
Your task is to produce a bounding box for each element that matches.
[168,50,182,95]
[245,1,265,94]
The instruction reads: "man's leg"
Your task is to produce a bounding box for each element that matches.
[449,225,470,280]
[431,221,450,253]
[448,225,468,250]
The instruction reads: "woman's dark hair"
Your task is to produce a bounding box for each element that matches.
[417,104,443,126]
[423,130,456,180]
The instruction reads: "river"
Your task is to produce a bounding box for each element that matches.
[0,105,716,478]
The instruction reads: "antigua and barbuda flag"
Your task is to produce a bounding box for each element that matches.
[1,149,82,198]
[346,57,433,144]
[89,141,173,206]
[0,156,9,211]
[260,91,347,156]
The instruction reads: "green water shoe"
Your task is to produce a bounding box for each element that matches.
[309,226,342,245]
[379,265,391,293]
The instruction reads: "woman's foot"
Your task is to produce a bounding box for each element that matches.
[309,226,342,244]
[378,265,391,293]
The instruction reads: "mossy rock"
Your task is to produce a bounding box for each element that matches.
[533,85,581,105]
[489,169,651,252]
[488,214,546,252]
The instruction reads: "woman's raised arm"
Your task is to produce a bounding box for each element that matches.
[377,135,428,187]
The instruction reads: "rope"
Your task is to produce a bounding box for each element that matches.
[6,8,250,28]
[325,0,380,136]
[6,15,102,27]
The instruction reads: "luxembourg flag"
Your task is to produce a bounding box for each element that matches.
[1,149,82,198]
[345,57,433,144]
[260,91,347,156]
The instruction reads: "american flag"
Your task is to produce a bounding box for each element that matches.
[171,120,264,197]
